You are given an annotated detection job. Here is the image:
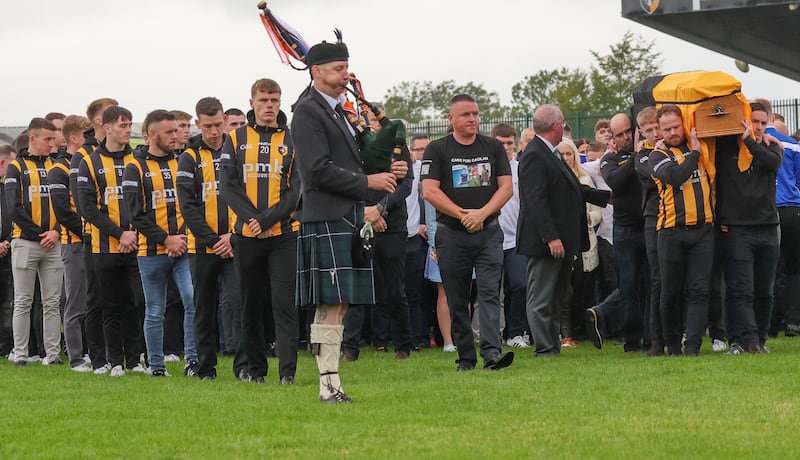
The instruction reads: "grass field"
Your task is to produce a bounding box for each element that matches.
[2,336,800,459]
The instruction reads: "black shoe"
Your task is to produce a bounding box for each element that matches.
[395,350,410,360]
[280,376,296,385]
[14,360,27,367]
[341,351,359,362]
[585,307,603,350]
[199,369,217,380]
[456,361,475,372]
[786,324,800,337]
[319,389,353,404]
[248,374,265,383]
[484,351,515,370]
[151,368,169,377]
[237,369,251,382]
[184,360,199,377]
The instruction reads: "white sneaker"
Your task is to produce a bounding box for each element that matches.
[41,356,64,366]
[443,344,456,352]
[7,351,15,362]
[93,363,111,375]
[712,339,727,353]
[506,335,531,348]
[83,354,91,364]
[109,365,125,377]
[71,363,93,373]
[164,354,180,362]
[129,364,147,373]
[27,355,42,363]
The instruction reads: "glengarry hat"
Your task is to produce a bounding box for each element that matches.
[306,41,349,66]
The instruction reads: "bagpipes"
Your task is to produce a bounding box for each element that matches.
[257,1,406,174]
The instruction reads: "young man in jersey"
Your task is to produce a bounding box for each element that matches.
[220,78,300,385]
[4,118,64,367]
[648,105,714,356]
[0,145,17,359]
[48,114,93,371]
[123,109,198,377]
[177,97,238,380]
[76,106,145,376]
[70,97,118,373]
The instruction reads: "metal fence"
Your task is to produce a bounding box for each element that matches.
[406,99,800,141]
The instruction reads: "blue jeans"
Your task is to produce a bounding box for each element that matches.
[613,224,648,351]
[138,254,197,370]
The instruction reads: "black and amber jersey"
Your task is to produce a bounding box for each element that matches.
[122,151,185,256]
[176,138,236,254]
[219,123,299,238]
[70,142,98,235]
[3,152,59,241]
[76,143,135,254]
[649,144,714,231]
[48,153,83,244]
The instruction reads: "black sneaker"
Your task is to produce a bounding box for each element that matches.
[319,389,353,404]
[585,307,603,350]
[456,360,475,372]
[484,351,515,370]
[184,360,199,377]
[151,368,170,377]
[280,376,296,385]
[14,360,27,368]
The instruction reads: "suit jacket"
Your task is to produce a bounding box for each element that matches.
[517,136,609,258]
[291,88,368,222]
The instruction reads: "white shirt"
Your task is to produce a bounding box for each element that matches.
[406,160,422,238]
[581,159,613,244]
[498,159,519,250]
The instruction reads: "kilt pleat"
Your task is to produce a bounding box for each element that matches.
[296,207,376,307]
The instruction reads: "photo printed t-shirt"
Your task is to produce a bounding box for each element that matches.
[421,134,511,230]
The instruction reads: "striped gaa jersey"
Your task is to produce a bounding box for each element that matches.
[48,152,83,244]
[650,144,714,231]
[75,143,135,254]
[3,152,59,241]
[219,123,299,238]
[122,151,185,256]
[176,138,236,254]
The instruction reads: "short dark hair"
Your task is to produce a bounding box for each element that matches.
[102,106,132,125]
[450,94,476,105]
[143,110,176,135]
[87,98,118,121]
[411,135,429,143]
[587,141,606,154]
[750,102,767,114]
[44,112,65,122]
[195,97,224,118]
[14,131,29,151]
[594,119,610,132]
[28,117,57,133]
[490,123,516,138]
[0,144,16,158]
[224,108,245,118]
[656,104,683,123]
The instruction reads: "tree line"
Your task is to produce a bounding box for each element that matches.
[382,32,662,122]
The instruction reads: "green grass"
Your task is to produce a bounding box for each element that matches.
[2,337,800,459]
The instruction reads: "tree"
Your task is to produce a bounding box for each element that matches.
[382,80,509,121]
[510,67,593,116]
[589,31,663,113]
[382,80,435,123]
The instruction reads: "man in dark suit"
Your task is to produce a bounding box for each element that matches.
[291,40,404,403]
[517,105,609,357]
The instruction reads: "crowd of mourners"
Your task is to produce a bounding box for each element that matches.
[2,63,799,403]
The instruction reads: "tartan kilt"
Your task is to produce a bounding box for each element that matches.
[295,208,376,307]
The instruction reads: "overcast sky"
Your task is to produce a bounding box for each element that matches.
[1,0,799,126]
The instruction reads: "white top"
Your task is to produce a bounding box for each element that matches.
[580,159,613,244]
[498,159,519,250]
[406,160,422,238]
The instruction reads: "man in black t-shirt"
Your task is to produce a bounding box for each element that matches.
[421,94,514,372]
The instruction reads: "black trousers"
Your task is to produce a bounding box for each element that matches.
[405,235,427,347]
[91,253,144,368]
[779,207,800,325]
[657,225,714,354]
[83,237,107,367]
[0,255,12,356]
[232,233,298,379]
[190,253,238,377]
[343,232,412,353]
